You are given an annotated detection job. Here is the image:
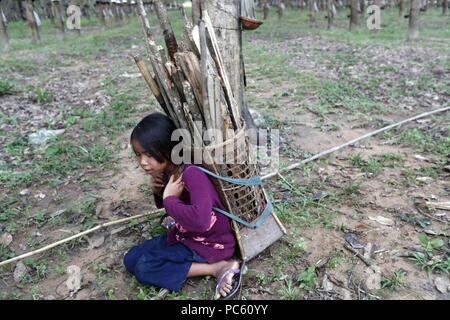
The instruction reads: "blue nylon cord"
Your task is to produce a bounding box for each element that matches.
[192,165,273,229]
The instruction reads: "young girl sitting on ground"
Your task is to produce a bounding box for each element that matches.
[123,113,241,299]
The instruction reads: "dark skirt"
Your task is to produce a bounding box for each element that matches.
[123,234,206,292]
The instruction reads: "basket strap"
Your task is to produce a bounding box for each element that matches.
[193,165,273,229]
[212,199,273,229]
[194,166,262,186]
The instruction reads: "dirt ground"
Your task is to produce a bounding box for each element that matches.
[0,10,449,300]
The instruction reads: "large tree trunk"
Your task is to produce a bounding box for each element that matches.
[443,0,448,14]
[408,0,420,40]
[192,0,255,130]
[349,0,359,30]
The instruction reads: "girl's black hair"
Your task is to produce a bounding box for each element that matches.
[130,113,177,163]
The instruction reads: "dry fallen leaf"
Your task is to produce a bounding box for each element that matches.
[0,232,13,247]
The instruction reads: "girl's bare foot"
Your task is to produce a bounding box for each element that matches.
[215,260,240,298]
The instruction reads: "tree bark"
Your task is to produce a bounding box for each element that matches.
[309,0,317,27]
[192,0,201,25]
[263,3,270,19]
[53,1,65,36]
[192,0,255,130]
[277,1,285,20]
[359,0,365,13]
[408,0,420,40]
[349,0,358,30]
[23,0,40,42]
[327,0,333,29]
[0,8,9,50]
[444,0,448,14]
[399,0,406,16]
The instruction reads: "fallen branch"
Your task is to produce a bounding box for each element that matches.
[343,244,374,267]
[262,106,450,180]
[416,203,449,224]
[0,209,164,268]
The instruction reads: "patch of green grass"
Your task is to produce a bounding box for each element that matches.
[91,261,111,274]
[0,169,34,189]
[326,250,345,269]
[4,136,28,160]
[0,112,18,126]
[408,253,450,274]
[0,79,15,96]
[382,153,405,165]
[297,266,317,290]
[381,269,406,291]
[317,80,386,115]
[349,153,364,167]
[418,234,444,256]
[364,158,384,176]
[33,87,54,104]
[0,244,15,261]
[400,128,425,145]
[21,258,49,283]
[278,278,302,300]
[341,183,361,197]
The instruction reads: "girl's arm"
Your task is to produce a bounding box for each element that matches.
[163,167,215,233]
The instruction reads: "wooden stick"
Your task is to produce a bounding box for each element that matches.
[133,55,170,115]
[153,0,179,62]
[343,244,374,267]
[213,75,223,136]
[136,0,181,128]
[180,5,200,57]
[0,209,164,267]
[262,106,450,180]
[182,80,204,125]
[199,20,213,132]
[203,10,241,131]
[174,52,203,113]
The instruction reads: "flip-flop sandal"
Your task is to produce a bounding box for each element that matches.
[214,263,243,300]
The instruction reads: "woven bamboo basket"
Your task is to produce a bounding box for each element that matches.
[188,124,286,261]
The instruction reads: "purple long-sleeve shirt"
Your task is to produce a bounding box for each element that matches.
[155,164,236,263]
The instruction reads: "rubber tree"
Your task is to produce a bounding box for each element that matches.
[192,0,256,130]
[407,0,420,40]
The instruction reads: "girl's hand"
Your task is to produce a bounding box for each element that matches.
[163,174,184,199]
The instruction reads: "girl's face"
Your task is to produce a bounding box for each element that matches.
[131,139,168,175]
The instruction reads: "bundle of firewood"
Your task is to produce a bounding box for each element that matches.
[134,0,243,147]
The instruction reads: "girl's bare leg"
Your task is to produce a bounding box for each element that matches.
[188,260,240,297]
